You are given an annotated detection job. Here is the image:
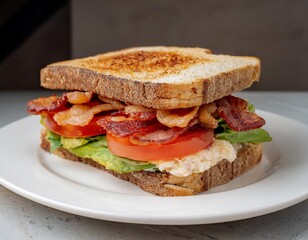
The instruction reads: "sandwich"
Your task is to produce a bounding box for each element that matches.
[27,46,272,196]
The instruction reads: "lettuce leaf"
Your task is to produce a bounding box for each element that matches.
[46,131,62,152]
[68,139,157,173]
[61,137,89,149]
[215,120,272,144]
[45,131,157,173]
[216,128,272,143]
[214,101,272,144]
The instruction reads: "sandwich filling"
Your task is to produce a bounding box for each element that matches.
[28,91,272,177]
[153,140,238,177]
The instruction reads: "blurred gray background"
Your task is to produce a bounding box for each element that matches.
[1,0,307,90]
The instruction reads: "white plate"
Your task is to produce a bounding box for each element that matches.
[0,111,307,225]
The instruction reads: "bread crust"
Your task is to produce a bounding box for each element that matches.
[40,46,260,109]
[40,131,262,197]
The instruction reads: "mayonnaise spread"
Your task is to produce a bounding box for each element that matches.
[153,140,238,177]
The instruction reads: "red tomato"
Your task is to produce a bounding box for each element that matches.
[107,128,214,161]
[43,113,106,138]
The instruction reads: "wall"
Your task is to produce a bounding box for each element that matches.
[1,1,307,90]
[0,2,70,90]
[72,0,308,90]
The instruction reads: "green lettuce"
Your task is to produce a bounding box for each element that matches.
[45,131,157,173]
[215,101,272,144]
[215,120,272,144]
[68,136,157,173]
[61,137,89,149]
[46,131,62,152]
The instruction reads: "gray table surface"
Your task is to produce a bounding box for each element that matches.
[0,90,307,240]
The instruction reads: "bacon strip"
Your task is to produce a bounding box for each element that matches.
[27,95,68,114]
[111,109,157,121]
[129,126,187,146]
[65,91,93,104]
[98,96,125,110]
[156,107,199,128]
[97,116,161,137]
[124,105,156,120]
[216,95,265,131]
[198,103,218,128]
[54,104,115,126]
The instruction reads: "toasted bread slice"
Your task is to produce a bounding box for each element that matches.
[40,130,262,197]
[41,46,260,109]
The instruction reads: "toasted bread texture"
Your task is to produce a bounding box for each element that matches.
[40,130,262,197]
[41,46,260,109]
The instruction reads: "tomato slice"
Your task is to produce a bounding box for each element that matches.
[107,127,214,161]
[43,113,106,138]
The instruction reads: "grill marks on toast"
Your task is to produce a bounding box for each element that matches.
[81,51,212,80]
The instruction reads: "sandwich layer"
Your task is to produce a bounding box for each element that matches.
[41,46,260,109]
[41,130,262,196]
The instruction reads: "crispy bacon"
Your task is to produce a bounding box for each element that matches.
[54,104,115,126]
[97,114,189,145]
[97,116,161,137]
[98,96,125,110]
[111,109,157,121]
[129,126,187,145]
[27,95,68,114]
[156,107,199,128]
[65,91,93,104]
[124,105,153,114]
[216,95,265,131]
[124,105,156,120]
[198,103,218,129]
[129,111,157,121]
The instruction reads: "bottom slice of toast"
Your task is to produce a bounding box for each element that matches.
[41,131,262,196]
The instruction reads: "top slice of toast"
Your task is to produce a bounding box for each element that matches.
[40,46,260,109]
